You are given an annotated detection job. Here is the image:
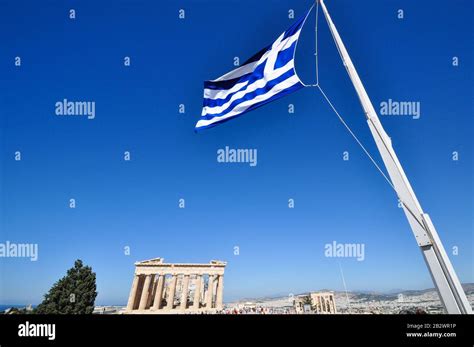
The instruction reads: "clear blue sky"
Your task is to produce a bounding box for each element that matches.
[0,0,472,305]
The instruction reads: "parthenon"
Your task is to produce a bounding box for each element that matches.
[125,258,226,314]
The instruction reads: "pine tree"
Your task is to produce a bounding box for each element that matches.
[35,260,97,314]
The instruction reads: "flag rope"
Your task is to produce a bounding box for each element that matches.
[319,84,430,230]
[317,84,395,191]
[295,3,318,87]
[317,77,428,227]
[312,0,396,194]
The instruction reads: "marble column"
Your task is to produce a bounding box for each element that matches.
[216,275,224,310]
[145,274,156,309]
[166,275,178,309]
[206,275,215,309]
[180,275,190,311]
[200,277,205,303]
[138,275,152,310]
[126,274,140,311]
[193,275,202,310]
[152,274,166,310]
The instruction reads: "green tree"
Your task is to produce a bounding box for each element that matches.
[301,295,314,311]
[35,260,97,314]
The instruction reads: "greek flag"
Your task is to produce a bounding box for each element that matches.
[195,9,311,131]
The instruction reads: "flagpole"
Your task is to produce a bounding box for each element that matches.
[318,0,472,314]
[314,0,320,85]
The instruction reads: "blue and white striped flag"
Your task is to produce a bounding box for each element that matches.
[195,10,311,130]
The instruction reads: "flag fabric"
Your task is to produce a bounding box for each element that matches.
[195,9,311,131]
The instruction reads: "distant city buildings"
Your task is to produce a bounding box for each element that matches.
[100,262,472,315]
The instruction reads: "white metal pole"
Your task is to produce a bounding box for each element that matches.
[319,0,472,314]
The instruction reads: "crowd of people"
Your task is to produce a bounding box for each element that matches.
[218,306,295,314]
